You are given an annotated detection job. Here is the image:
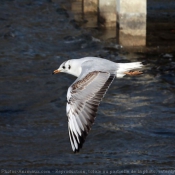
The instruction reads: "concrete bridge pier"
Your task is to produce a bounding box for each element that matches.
[83,0,98,28]
[98,0,116,28]
[71,0,83,21]
[116,0,147,46]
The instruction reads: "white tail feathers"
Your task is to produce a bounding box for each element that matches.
[116,62,143,78]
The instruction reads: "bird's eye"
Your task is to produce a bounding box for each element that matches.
[62,66,65,69]
[68,65,71,69]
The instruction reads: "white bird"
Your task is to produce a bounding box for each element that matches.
[53,57,143,153]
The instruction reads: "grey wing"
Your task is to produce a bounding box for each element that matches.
[66,71,115,152]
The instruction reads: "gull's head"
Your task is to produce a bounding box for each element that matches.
[52,59,81,77]
[53,60,71,74]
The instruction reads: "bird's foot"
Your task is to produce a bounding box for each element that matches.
[124,70,143,76]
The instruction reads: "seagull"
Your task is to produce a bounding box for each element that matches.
[53,57,143,153]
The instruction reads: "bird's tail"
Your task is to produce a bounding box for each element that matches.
[116,62,143,78]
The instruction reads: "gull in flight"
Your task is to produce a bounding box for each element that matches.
[53,57,143,152]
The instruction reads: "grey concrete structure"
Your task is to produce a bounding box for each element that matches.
[116,0,147,46]
[71,0,147,46]
[98,0,116,27]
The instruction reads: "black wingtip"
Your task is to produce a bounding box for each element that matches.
[71,130,88,153]
[73,149,79,153]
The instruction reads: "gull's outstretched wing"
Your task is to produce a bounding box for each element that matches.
[66,71,115,152]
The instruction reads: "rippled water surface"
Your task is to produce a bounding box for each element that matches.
[0,0,175,174]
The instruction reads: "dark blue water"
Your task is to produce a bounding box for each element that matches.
[0,0,175,174]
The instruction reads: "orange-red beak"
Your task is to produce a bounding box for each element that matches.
[52,69,61,74]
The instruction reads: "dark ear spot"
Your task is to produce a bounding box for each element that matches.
[68,65,71,69]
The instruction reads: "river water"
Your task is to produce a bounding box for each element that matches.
[0,0,175,174]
